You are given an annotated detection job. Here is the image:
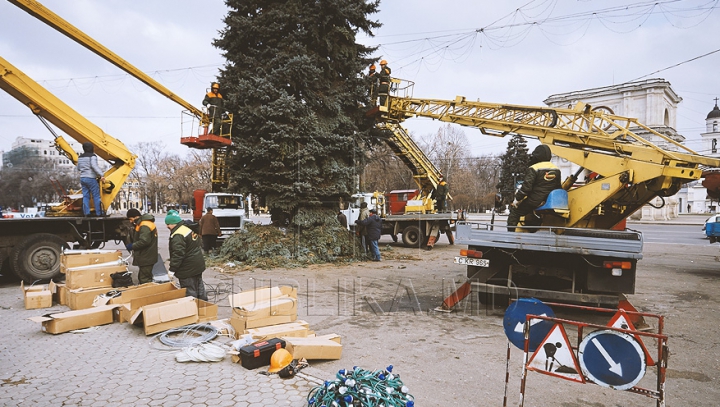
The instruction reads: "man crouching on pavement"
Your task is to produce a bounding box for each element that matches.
[165,211,208,301]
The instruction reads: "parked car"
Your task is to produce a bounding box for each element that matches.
[702,214,720,237]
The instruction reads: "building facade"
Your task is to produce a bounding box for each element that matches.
[2,137,80,170]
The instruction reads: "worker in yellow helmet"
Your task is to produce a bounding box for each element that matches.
[378,59,391,106]
[202,82,224,135]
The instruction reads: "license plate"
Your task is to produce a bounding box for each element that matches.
[454,256,489,267]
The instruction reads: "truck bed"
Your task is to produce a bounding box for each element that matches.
[455,221,643,259]
[385,212,457,221]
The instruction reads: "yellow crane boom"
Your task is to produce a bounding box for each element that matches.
[0,56,136,214]
[378,80,720,229]
[10,0,233,191]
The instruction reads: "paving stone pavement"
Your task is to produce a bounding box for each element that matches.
[0,286,322,406]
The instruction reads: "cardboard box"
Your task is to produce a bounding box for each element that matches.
[53,282,68,306]
[67,286,119,310]
[230,314,297,333]
[61,250,122,270]
[21,281,52,309]
[65,264,124,290]
[130,296,198,335]
[246,321,312,341]
[228,286,298,331]
[114,288,187,323]
[208,318,233,336]
[197,299,218,323]
[284,334,342,360]
[107,282,177,304]
[28,304,119,334]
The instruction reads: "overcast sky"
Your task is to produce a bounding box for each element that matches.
[1,0,718,160]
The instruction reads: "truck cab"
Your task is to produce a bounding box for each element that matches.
[192,190,247,239]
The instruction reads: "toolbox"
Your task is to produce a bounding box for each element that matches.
[239,338,286,370]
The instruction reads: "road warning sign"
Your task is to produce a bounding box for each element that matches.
[527,323,584,383]
[578,329,647,391]
[607,309,654,366]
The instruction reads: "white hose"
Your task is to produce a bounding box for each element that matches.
[175,343,226,363]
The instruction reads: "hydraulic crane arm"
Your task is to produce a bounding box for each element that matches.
[379,80,720,228]
[8,0,204,119]
[0,56,136,212]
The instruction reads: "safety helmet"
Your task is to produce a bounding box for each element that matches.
[370,64,376,70]
[268,348,293,373]
[380,59,388,65]
[211,82,219,89]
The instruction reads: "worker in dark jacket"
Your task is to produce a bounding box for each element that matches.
[507,144,562,232]
[126,208,158,284]
[77,142,105,217]
[367,64,379,105]
[433,175,449,213]
[165,211,208,300]
[202,82,224,135]
[377,60,391,107]
[355,208,382,261]
[199,208,221,253]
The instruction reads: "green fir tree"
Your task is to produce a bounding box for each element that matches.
[497,134,530,204]
[212,0,381,223]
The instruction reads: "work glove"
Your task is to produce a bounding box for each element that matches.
[511,200,519,208]
[125,243,133,252]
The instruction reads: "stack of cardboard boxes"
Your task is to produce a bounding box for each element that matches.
[28,250,218,335]
[227,286,342,366]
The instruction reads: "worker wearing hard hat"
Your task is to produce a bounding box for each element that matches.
[377,60,391,106]
[202,82,225,135]
[367,64,379,105]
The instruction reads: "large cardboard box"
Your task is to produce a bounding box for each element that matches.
[228,286,298,332]
[114,288,187,323]
[61,250,122,270]
[53,282,68,306]
[21,282,52,309]
[107,282,177,305]
[284,334,342,360]
[197,299,218,323]
[130,296,198,335]
[246,321,312,341]
[28,304,119,334]
[65,264,124,290]
[67,286,119,310]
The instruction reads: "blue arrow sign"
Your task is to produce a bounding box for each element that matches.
[578,329,646,391]
[503,298,555,352]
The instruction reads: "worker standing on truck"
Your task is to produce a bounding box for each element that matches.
[507,144,561,232]
[202,82,224,135]
[165,211,208,300]
[77,142,105,217]
[378,60,391,107]
[355,208,382,261]
[125,208,159,284]
[199,208,221,254]
[433,175,449,213]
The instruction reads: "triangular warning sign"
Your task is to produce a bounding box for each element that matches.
[527,323,584,383]
[607,310,655,366]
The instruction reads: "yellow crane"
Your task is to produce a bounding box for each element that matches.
[9,0,234,191]
[0,56,136,215]
[376,79,720,229]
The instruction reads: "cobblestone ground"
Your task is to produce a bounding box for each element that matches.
[0,286,319,407]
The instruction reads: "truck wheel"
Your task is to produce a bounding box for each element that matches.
[402,225,423,247]
[11,234,69,283]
